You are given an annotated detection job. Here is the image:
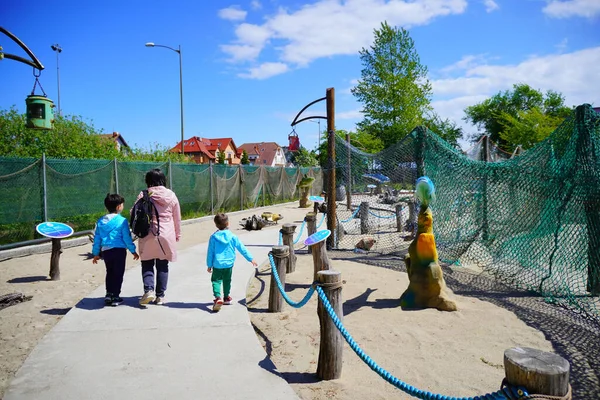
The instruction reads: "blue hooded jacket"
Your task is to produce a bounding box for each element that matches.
[92,214,136,256]
[207,229,253,269]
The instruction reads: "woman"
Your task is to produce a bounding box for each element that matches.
[133,168,181,306]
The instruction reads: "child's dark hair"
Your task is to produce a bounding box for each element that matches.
[104,193,125,213]
[145,168,166,188]
[214,213,229,230]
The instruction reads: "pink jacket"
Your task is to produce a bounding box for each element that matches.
[133,186,181,262]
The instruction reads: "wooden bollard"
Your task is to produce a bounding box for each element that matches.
[316,270,343,380]
[268,246,289,313]
[311,235,331,282]
[49,238,62,280]
[305,212,317,255]
[504,347,570,397]
[280,224,297,273]
[395,204,403,232]
[406,201,416,233]
[360,201,369,234]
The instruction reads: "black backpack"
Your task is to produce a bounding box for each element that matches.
[130,190,160,238]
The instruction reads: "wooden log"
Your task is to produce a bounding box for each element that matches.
[316,269,343,380]
[406,201,416,233]
[360,201,369,234]
[395,204,403,232]
[280,224,297,273]
[504,347,570,397]
[311,238,332,282]
[268,245,289,313]
[49,238,62,280]
[305,212,317,256]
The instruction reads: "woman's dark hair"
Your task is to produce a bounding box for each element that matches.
[145,168,166,188]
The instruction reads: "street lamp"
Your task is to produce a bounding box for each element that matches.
[50,44,62,116]
[309,119,321,149]
[145,42,185,154]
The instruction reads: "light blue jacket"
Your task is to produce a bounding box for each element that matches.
[207,229,253,269]
[92,214,136,256]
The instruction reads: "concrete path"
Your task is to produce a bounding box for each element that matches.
[4,228,300,400]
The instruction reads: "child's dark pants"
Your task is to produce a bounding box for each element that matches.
[103,248,127,297]
[141,259,169,297]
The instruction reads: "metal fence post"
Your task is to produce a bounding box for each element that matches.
[168,158,173,190]
[42,153,48,222]
[114,158,119,194]
[239,164,243,211]
[210,162,214,214]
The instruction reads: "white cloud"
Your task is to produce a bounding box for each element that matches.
[218,6,247,21]
[251,0,262,10]
[483,0,499,13]
[543,0,600,18]
[238,62,289,79]
[223,0,468,77]
[430,46,600,140]
[555,38,568,52]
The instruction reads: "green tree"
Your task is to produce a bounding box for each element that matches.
[316,129,383,167]
[498,108,567,150]
[290,146,319,167]
[351,21,432,147]
[424,112,463,148]
[217,150,226,164]
[464,84,572,147]
[240,149,249,164]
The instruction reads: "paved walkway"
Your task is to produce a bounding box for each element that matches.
[4,227,301,400]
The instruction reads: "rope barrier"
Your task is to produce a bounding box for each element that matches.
[367,209,396,219]
[340,206,361,223]
[268,252,316,308]
[293,220,306,244]
[317,213,326,229]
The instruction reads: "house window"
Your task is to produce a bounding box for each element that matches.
[263,159,267,164]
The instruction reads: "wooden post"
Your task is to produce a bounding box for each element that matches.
[268,246,289,313]
[504,347,570,397]
[395,204,403,232]
[345,133,351,210]
[311,237,331,282]
[407,200,416,233]
[316,270,343,380]
[239,164,244,211]
[49,238,62,280]
[305,212,317,255]
[326,87,336,250]
[280,224,297,273]
[360,201,369,234]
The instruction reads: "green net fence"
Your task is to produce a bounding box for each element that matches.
[0,159,322,245]
[332,104,600,323]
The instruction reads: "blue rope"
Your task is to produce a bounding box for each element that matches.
[269,253,316,308]
[293,220,306,244]
[368,209,396,219]
[340,206,361,223]
[278,231,282,245]
[314,286,528,400]
[316,213,326,229]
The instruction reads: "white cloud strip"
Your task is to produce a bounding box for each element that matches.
[218,6,247,21]
[543,0,600,18]
[483,0,499,13]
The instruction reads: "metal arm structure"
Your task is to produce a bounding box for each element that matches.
[290,96,327,126]
[0,26,44,70]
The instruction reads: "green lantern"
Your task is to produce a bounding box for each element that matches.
[26,95,55,130]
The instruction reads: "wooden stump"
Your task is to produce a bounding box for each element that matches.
[49,238,62,281]
[316,270,343,380]
[406,201,416,233]
[360,201,369,234]
[305,212,317,255]
[311,239,331,282]
[268,246,289,313]
[280,224,297,273]
[504,347,570,397]
[395,204,403,232]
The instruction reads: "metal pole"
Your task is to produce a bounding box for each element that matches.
[210,162,214,214]
[239,164,243,211]
[346,133,351,210]
[168,158,173,190]
[114,158,119,193]
[179,45,184,155]
[326,88,336,250]
[42,153,48,222]
[51,44,62,116]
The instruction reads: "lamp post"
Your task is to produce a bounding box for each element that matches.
[50,44,62,116]
[309,119,321,150]
[145,42,185,155]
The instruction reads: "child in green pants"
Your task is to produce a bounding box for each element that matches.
[206,213,257,311]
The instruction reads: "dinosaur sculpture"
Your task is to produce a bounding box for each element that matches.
[400,176,457,312]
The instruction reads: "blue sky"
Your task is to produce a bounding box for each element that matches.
[2,0,599,152]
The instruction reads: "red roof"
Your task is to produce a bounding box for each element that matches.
[170,136,214,158]
[238,142,282,166]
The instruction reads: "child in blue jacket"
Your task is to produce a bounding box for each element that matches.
[92,194,139,306]
[207,213,257,311]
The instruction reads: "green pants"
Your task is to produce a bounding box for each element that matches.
[211,267,233,298]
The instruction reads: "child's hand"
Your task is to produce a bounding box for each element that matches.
[92,255,100,264]
[132,252,140,260]
[207,267,212,273]
[251,260,258,267]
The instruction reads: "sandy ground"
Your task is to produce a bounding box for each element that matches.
[0,203,308,398]
[246,252,555,400]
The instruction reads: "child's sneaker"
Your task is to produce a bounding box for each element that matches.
[104,294,112,305]
[223,296,233,305]
[110,297,124,307]
[213,297,223,312]
[139,290,155,306]
[154,297,165,305]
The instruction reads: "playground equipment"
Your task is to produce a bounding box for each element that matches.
[35,221,74,280]
[400,177,457,311]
